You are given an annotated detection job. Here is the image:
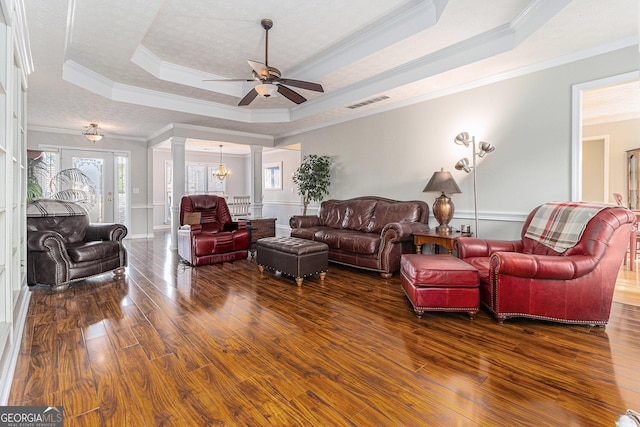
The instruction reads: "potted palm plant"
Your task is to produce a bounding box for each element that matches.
[292,154,331,215]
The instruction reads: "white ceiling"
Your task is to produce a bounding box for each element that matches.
[24,0,639,150]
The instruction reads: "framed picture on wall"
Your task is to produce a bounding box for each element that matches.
[264,162,282,190]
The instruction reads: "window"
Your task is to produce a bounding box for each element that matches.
[264,162,282,190]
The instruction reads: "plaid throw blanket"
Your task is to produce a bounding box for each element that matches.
[524,202,612,253]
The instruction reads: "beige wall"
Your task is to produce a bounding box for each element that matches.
[262,148,301,229]
[581,137,606,203]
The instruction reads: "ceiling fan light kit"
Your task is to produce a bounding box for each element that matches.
[206,18,324,106]
[255,83,277,97]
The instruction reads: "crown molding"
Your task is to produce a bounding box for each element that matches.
[131,45,249,98]
[28,125,147,142]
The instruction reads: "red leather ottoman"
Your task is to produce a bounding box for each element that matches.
[400,254,479,319]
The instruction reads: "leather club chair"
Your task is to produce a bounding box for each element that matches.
[177,195,250,266]
[27,199,128,292]
[453,204,635,325]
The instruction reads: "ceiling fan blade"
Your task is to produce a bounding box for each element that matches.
[277,79,324,93]
[238,88,259,106]
[277,85,306,104]
[248,60,269,79]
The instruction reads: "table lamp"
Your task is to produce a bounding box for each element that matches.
[423,168,462,233]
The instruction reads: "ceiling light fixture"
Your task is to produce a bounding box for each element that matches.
[255,83,277,98]
[83,123,103,142]
[213,144,230,181]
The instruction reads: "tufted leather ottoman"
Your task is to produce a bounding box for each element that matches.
[400,254,479,319]
[256,237,329,286]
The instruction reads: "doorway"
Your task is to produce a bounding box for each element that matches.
[572,70,640,306]
[581,136,609,203]
[571,70,638,201]
[60,148,128,224]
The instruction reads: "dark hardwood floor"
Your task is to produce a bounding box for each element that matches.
[9,232,640,426]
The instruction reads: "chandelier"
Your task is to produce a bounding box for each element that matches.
[213,144,229,181]
[82,123,103,142]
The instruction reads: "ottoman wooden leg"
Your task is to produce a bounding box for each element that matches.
[319,272,326,282]
[295,277,303,287]
[258,265,264,276]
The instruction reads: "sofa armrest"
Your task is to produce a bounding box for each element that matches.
[179,224,202,234]
[381,221,429,243]
[86,223,128,242]
[491,252,596,280]
[28,230,67,252]
[454,237,522,259]
[290,215,320,228]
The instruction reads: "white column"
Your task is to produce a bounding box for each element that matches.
[250,145,264,218]
[170,137,186,250]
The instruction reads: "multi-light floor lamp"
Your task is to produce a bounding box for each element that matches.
[454,132,495,236]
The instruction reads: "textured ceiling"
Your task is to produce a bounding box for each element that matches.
[24,0,639,151]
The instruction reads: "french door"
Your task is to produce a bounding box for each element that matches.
[60,149,122,223]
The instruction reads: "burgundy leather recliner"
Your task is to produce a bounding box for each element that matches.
[453,205,635,325]
[178,195,250,266]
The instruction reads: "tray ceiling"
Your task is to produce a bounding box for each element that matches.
[24,0,639,145]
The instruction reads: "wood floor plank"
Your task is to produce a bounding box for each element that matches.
[9,232,640,426]
[86,335,147,427]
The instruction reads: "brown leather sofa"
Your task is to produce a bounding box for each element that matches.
[453,204,635,325]
[27,199,128,292]
[290,196,429,277]
[178,195,250,266]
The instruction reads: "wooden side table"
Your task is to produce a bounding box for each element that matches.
[413,230,471,254]
[246,218,277,254]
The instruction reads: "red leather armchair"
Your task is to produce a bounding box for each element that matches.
[453,205,635,325]
[177,195,250,266]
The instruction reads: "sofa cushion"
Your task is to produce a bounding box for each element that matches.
[66,240,120,263]
[290,227,323,240]
[463,257,491,284]
[367,201,422,233]
[28,214,89,244]
[343,200,377,231]
[319,201,348,229]
[339,232,380,255]
[314,229,342,249]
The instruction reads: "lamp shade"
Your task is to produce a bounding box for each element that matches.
[423,168,462,194]
[255,83,277,97]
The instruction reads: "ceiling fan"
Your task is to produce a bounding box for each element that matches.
[205,18,324,106]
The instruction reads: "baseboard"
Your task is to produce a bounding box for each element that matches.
[127,233,155,239]
[0,285,31,405]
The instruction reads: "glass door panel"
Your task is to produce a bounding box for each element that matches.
[60,149,116,223]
